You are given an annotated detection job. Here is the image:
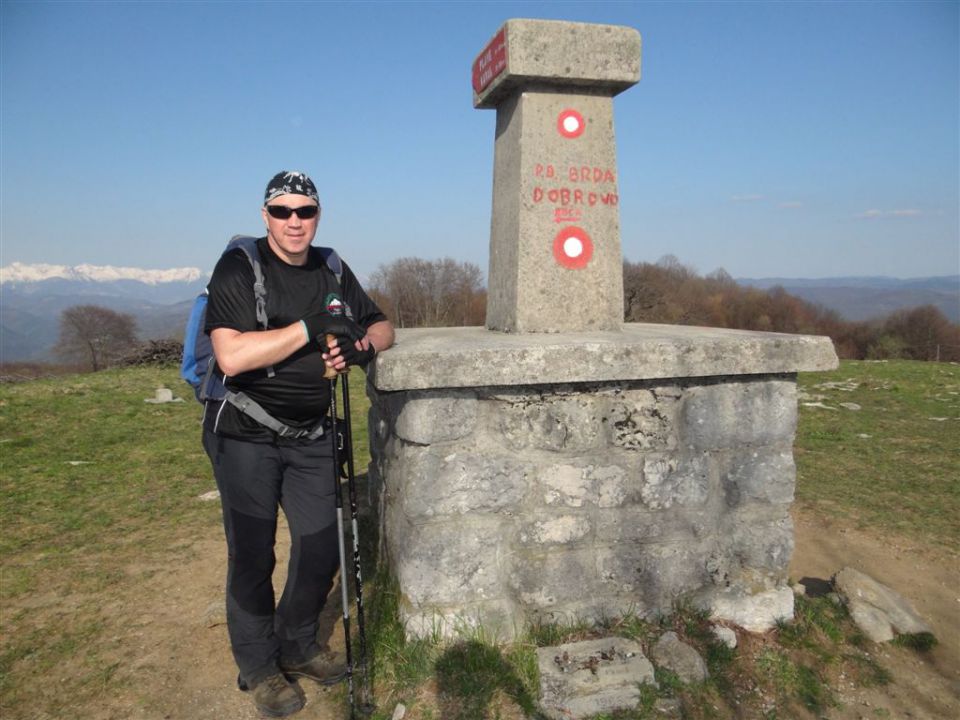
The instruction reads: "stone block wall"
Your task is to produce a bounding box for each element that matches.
[368,374,799,639]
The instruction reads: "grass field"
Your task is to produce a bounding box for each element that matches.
[0,359,955,719]
[794,359,959,549]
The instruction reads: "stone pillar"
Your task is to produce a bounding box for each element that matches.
[473,19,641,333]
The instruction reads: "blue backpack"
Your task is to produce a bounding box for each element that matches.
[180,235,343,406]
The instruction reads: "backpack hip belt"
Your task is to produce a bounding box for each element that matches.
[224,391,328,440]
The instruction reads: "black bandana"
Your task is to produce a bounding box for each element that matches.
[264,171,320,205]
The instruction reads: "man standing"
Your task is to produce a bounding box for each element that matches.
[202,171,394,717]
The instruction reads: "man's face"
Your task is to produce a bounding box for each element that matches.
[261,193,320,265]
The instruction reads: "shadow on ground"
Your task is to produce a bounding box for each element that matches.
[435,640,537,720]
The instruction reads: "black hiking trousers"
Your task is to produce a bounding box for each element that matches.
[202,427,340,689]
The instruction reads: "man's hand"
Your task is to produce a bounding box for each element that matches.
[337,336,377,368]
[323,335,376,370]
[301,313,364,348]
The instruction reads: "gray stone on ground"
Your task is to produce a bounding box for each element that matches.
[201,600,226,628]
[650,631,709,683]
[833,567,933,643]
[537,637,654,720]
[710,625,738,649]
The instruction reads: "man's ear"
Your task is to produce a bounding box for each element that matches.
[261,206,269,228]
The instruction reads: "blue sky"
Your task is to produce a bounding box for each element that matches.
[1,0,957,280]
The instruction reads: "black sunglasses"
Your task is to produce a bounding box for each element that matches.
[266,204,319,220]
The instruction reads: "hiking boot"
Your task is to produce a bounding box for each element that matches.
[250,673,306,718]
[280,650,346,686]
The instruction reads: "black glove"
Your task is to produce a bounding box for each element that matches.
[337,340,377,368]
[301,313,364,348]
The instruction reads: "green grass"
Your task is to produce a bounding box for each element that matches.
[795,360,960,548]
[0,367,215,599]
[1,359,953,719]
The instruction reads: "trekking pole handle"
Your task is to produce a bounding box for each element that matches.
[323,333,350,379]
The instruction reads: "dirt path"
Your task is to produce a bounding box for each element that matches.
[91,516,348,720]
[790,504,960,719]
[74,506,959,720]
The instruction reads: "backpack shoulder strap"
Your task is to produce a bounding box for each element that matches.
[227,235,268,330]
[315,246,343,287]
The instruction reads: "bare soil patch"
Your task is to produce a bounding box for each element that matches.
[66,516,348,720]
[30,505,957,720]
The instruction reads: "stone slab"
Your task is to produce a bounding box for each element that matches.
[369,324,839,391]
[474,19,641,109]
[537,637,654,720]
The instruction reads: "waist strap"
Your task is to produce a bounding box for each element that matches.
[224,391,327,440]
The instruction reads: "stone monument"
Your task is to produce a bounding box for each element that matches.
[366,19,838,640]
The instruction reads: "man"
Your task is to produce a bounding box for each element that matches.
[202,170,394,717]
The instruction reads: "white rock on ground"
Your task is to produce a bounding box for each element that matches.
[709,586,794,632]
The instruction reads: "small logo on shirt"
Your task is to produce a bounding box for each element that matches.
[325,293,345,316]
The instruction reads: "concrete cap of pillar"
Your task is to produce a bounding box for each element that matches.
[473,19,641,109]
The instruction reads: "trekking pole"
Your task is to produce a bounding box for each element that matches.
[328,377,357,720]
[340,371,375,714]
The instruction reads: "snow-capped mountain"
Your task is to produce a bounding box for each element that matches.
[1,262,206,285]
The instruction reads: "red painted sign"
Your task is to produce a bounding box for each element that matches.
[472,28,507,94]
[533,186,620,207]
[553,226,593,270]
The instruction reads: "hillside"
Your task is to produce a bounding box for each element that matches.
[737,275,959,323]
[1,280,202,362]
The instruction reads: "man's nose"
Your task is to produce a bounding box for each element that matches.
[288,211,302,226]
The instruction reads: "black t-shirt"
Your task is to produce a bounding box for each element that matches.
[203,237,386,441]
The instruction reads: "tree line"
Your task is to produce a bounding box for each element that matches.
[624,256,960,362]
[49,255,959,372]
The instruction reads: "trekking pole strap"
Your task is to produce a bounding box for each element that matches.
[224,391,327,440]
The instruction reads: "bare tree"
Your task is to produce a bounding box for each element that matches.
[368,257,486,328]
[882,305,960,361]
[55,305,139,371]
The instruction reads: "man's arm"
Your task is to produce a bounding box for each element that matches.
[212,322,351,376]
[366,319,395,353]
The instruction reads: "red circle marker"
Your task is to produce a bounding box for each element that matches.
[553,226,593,269]
[557,109,585,139]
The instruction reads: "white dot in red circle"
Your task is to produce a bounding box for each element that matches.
[557,109,585,139]
[553,227,593,269]
[563,237,584,258]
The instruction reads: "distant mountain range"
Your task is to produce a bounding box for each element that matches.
[736,275,959,324]
[1,262,957,364]
[1,261,205,286]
